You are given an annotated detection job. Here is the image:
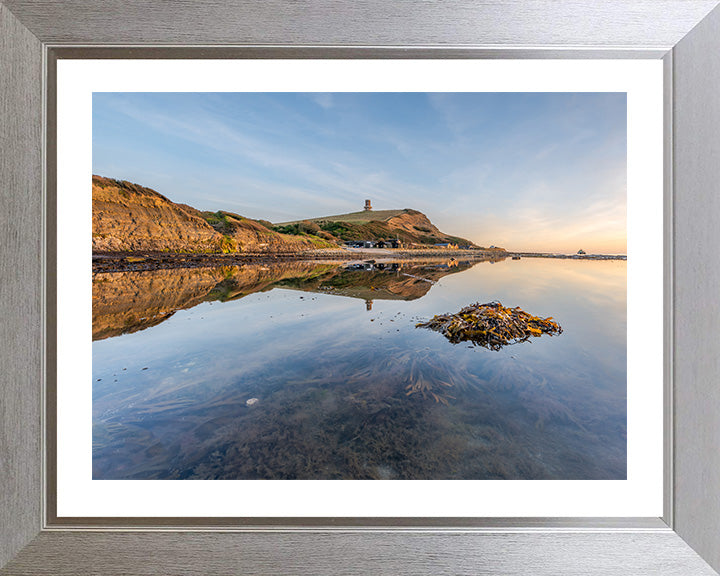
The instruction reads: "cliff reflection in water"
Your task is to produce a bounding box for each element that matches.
[92,257,627,480]
[92,259,475,341]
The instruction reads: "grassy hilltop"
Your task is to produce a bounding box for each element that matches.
[274,208,478,248]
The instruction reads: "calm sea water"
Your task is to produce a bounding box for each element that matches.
[92,257,626,480]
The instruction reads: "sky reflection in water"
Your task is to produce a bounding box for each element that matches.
[92,258,626,480]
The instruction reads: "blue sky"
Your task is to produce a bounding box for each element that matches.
[93,92,626,253]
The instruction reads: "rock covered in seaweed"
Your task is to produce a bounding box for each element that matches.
[415,301,562,351]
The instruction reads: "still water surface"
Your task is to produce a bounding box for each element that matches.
[92,257,626,479]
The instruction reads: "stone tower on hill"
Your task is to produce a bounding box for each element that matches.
[364,199,372,211]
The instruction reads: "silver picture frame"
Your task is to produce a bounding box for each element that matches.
[2,1,720,574]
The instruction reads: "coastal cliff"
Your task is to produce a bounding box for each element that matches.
[92,175,495,254]
[92,176,221,253]
[92,176,334,254]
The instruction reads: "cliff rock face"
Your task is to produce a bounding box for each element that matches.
[385,210,444,237]
[92,176,222,253]
[92,176,334,253]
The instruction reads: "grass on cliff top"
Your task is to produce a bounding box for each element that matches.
[277,209,409,226]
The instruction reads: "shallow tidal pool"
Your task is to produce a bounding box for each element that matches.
[92,257,627,480]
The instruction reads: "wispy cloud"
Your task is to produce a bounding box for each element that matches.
[106,98,398,210]
[308,93,335,109]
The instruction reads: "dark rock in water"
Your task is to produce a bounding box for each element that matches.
[416,301,562,351]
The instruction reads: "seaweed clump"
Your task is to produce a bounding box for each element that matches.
[416,301,562,351]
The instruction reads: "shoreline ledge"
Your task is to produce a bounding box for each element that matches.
[91,249,626,273]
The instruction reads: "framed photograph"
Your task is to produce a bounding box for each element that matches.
[57,59,662,521]
[2,1,720,574]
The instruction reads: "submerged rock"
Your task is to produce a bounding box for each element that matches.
[246,398,259,406]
